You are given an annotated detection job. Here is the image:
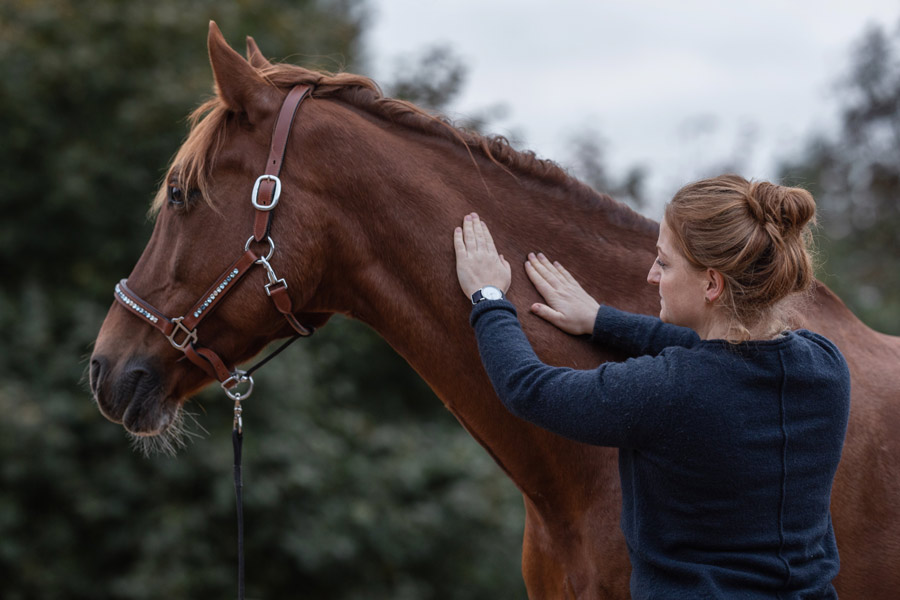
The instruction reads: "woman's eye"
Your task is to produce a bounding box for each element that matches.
[655,257,666,268]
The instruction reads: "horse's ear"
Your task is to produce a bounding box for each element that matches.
[208,21,276,123]
[246,36,273,70]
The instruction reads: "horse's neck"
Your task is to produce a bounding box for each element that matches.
[296,103,660,505]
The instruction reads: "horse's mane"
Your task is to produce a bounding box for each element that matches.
[153,62,658,237]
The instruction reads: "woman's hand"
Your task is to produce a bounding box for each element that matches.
[453,212,511,299]
[525,253,600,335]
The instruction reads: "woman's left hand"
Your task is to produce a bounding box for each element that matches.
[453,212,511,299]
[525,252,599,335]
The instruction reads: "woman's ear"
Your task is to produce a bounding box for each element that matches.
[705,269,725,304]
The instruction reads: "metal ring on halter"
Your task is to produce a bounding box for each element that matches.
[222,370,254,401]
[244,235,275,262]
[251,174,281,210]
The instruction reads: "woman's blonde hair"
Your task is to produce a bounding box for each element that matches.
[664,174,817,339]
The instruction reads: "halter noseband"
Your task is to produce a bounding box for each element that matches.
[113,84,314,404]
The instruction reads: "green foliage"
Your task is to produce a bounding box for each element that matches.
[0,1,525,598]
[780,22,900,334]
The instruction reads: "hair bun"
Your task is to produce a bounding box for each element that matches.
[747,181,816,237]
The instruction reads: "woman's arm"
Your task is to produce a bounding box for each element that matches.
[470,299,672,448]
[591,304,699,356]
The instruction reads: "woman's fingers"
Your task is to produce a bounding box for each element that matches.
[462,212,499,256]
[472,213,486,249]
[524,259,555,298]
[527,252,565,288]
[473,213,500,259]
[528,253,585,294]
[466,213,505,263]
[555,260,580,286]
[536,252,566,284]
[462,213,477,250]
[481,217,498,255]
[530,302,566,328]
[453,226,467,257]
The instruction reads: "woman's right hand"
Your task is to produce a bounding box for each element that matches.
[525,253,600,336]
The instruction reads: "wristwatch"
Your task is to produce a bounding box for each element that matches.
[471,285,505,305]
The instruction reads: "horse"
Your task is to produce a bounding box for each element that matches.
[89,22,900,598]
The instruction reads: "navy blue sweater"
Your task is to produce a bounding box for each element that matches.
[470,300,850,599]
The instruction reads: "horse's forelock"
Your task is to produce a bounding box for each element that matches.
[151,97,229,215]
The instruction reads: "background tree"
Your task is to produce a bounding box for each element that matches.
[565,126,648,211]
[389,44,510,133]
[780,20,900,335]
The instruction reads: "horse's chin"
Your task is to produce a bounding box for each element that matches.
[123,398,175,434]
[123,398,203,457]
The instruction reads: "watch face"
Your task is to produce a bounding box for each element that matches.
[482,286,503,300]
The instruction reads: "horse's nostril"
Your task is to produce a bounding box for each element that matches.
[93,358,164,427]
[90,357,106,396]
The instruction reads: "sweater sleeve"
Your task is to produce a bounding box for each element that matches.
[471,300,677,449]
[590,304,699,357]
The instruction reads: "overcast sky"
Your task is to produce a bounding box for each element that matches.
[364,1,900,217]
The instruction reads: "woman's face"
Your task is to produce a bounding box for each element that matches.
[647,219,710,332]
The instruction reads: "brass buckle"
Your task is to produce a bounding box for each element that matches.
[166,317,198,350]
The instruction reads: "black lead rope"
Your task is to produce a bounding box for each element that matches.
[233,418,245,599]
[245,335,300,378]
[229,336,305,599]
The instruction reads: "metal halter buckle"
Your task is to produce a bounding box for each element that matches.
[251,174,281,211]
[222,370,254,402]
[166,316,198,350]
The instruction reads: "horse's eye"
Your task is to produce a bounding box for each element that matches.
[168,185,185,207]
[167,185,200,209]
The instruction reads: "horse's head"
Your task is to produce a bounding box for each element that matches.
[90,23,333,440]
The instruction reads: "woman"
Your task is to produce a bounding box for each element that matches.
[453,175,850,599]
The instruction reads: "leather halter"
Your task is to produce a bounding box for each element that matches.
[113,85,314,400]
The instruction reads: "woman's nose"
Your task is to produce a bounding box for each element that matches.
[647,263,660,286]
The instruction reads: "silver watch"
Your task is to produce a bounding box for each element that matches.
[471,285,505,305]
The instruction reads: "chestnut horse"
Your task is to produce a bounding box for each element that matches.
[90,23,900,598]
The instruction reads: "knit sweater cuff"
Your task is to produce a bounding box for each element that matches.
[469,298,517,327]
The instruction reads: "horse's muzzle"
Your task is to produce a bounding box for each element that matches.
[90,355,176,435]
